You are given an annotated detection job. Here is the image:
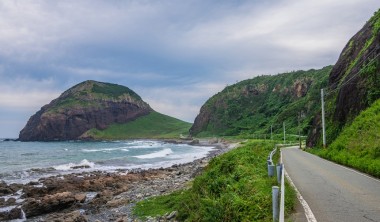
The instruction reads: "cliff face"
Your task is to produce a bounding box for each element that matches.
[190,67,331,137]
[19,80,152,141]
[307,10,380,146]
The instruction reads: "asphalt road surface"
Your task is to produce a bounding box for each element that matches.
[282,147,380,222]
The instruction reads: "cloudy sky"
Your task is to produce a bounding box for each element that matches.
[0,0,379,138]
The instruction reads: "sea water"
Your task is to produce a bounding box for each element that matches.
[0,139,214,184]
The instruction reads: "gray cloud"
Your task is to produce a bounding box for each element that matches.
[0,0,379,137]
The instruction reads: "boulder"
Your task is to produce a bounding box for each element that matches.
[22,192,76,217]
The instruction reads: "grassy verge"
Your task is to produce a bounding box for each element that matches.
[309,99,380,178]
[133,140,296,221]
[85,111,192,139]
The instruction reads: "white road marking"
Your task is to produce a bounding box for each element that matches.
[285,169,317,222]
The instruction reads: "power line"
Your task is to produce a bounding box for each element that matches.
[325,48,379,97]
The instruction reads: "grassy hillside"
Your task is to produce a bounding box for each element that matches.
[191,66,331,138]
[48,80,149,113]
[133,140,295,221]
[310,99,380,178]
[85,111,192,139]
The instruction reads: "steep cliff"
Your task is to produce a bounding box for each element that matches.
[19,80,153,141]
[307,10,380,146]
[190,67,331,137]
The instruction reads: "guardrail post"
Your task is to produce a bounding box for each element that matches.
[272,186,279,221]
[268,164,275,177]
[276,164,282,184]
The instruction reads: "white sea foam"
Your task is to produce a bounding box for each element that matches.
[82,146,130,152]
[134,148,173,159]
[54,159,95,171]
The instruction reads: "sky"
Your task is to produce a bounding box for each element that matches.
[0,0,379,138]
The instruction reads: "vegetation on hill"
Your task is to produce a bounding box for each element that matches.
[84,111,191,139]
[190,66,331,138]
[306,10,380,178]
[48,80,149,113]
[309,99,380,178]
[308,9,380,147]
[133,140,295,221]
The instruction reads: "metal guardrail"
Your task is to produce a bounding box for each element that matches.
[279,150,285,222]
[268,146,285,222]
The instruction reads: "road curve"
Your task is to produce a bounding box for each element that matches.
[282,147,380,222]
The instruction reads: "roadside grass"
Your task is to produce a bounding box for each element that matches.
[309,99,380,178]
[133,140,296,221]
[85,111,191,140]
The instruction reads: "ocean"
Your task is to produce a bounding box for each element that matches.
[0,139,214,184]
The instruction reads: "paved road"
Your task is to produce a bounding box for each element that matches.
[282,147,380,222]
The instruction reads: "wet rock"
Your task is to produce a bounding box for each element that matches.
[0,207,23,220]
[0,187,13,196]
[22,192,76,217]
[6,197,16,205]
[189,139,199,145]
[74,193,86,203]
[106,198,128,208]
[45,210,88,222]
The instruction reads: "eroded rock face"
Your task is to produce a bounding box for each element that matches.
[19,80,152,141]
[307,11,380,146]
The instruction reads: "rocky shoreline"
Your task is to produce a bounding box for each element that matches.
[0,139,239,222]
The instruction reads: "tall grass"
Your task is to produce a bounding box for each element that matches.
[134,140,296,221]
[310,99,380,178]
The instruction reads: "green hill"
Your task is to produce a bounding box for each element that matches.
[19,80,189,141]
[190,66,331,139]
[311,99,380,177]
[83,111,192,140]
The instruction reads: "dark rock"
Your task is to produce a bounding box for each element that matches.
[22,192,76,217]
[6,197,16,205]
[307,11,380,146]
[45,210,88,222]
[189,139,199,145]
[0,187,13,196]
[0,207,23,220]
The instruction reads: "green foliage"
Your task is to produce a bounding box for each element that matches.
[360,59,380,104]
[309,99,380,178]
[86,112,191,139]
[91,82,141,100]
[47,81,145,113]
[134,141,296,221]
[193,66,331,138]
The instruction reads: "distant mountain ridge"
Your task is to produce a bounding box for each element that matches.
[19,80,189,141]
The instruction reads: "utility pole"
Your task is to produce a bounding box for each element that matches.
[298,112,301,149]
[283,122,286,144]
[271,125,273,140]
[321,89,326,148]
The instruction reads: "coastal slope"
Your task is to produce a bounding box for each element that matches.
[307,9,380,146]
[19,80,190,141]
[190,66,331,138]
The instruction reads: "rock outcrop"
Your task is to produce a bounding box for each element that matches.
[19,80,152,141]
[307,10,380,146]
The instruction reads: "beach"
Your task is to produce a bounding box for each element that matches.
[0,139,238,221]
